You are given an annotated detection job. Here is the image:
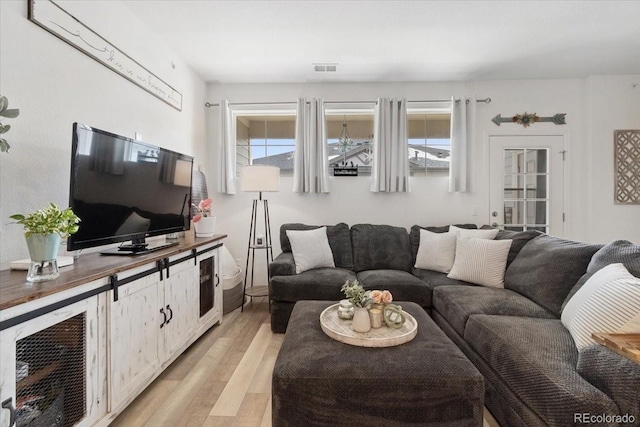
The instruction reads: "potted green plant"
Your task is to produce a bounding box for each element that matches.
[10,203,80,282]
[0,95,20,153]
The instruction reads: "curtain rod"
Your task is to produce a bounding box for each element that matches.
[204,97,491,108]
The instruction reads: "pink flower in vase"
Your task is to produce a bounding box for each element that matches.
[381,290,393,304]
[370,290,383,304]
[193,198,213,223]
[193,214,202,223]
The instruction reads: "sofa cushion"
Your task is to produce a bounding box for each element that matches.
[351,224,412,273]
[433,285,555,336]
[414,229,457,273]
[464,315,620,426]
[481,227,543,267]
[577,344,640,423]
[280,223,353,270]
[269,252,296,277]
[356,269,433,308]
[562,263,640,350]
[286,227,335,274]
[447,237,512,288]
[269,268,356,302]
[412,268,476,288]
[409,223,477,263]
[504,234,602,317]
[562,239,640,312]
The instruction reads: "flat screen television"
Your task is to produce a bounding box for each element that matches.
[68,123,193,255]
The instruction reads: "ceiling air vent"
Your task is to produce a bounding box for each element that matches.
[313,63,338,72]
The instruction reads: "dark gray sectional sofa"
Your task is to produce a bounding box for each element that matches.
[268,223,640,427]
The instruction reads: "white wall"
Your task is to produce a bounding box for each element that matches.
[0,0,207,268]
[585,75,640,244]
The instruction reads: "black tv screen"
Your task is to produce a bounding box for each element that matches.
[68,123,193,252]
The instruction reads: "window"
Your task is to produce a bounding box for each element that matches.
[235,112,296,174]
[407,108,451,175]
[325,108,375,174]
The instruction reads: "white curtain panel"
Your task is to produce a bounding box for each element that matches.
[449,96,476,193]
[370,98,410,193]
[293,98,330,193]
[218,99,237,194]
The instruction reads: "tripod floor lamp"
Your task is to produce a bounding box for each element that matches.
[241,165,280,311]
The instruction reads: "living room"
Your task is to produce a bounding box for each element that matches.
[1,1,639,427]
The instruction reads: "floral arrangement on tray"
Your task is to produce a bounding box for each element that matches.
[340,280,405,331]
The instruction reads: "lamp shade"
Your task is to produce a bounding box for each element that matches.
[240,165,280,192]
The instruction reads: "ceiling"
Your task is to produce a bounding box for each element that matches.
[124,1,640,84]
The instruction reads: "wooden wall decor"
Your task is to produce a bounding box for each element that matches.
[614,130,640,205]
[28,0,183,111]
[492,113,566,127]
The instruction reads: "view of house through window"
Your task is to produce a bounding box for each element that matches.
[407,110,451,175]
[326,111,374,173]
[235,113,296,174]
[234,106,451,176]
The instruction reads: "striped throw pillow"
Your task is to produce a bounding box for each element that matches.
[447,237,512,288]
[561,263,640,350]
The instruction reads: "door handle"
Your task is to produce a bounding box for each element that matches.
[160,308,167,328]
[2,397,16,426]
[215,273,220,287]
[166,305,173,324]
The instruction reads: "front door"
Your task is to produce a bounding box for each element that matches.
[489,135,565,236]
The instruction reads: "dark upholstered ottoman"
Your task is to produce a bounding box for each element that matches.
[272,301,484,426]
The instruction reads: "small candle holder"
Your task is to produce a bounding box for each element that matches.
[369,308,383,328]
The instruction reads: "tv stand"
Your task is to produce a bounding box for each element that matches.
[100,241,179,256]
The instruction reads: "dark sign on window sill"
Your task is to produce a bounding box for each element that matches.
[333,166,358,177]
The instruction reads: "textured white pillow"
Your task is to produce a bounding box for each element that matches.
[414,229,457,273]
[561,263,640,350]
[449,225,499,240]
[447,237,512,288]
[286,227,335,274]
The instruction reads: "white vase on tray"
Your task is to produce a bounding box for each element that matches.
[194,216,216,237]
[352,307,371,333]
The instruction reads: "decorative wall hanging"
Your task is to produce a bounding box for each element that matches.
[492,113,566,127]
[614,130,640,205]
[28,0,182,111]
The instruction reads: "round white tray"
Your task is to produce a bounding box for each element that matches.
[320,303,418,347]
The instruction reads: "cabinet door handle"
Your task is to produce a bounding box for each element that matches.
[160,308,167,328]
[215,273,220,287]
[166,305,173,324]
[2,397,16,426]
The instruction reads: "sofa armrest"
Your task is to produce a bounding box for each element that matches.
[577,344,640,422]
[270,252,296,277]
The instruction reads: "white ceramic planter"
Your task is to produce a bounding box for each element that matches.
[352,307,371,333]
[25,233,61,282]
[194,216,216,237]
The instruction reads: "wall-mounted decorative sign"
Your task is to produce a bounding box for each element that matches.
[333,166,359,177]
[28,0,182,111]
[492,113,566,127]
[614,130,640,205]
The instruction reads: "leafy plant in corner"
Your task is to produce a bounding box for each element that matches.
[10,203,80,238]
[0,95,20,153]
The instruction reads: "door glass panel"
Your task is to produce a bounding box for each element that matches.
[504,150,524,173]
[502,148,550,233]
[504,201,524,225]
[526,201,547,225]
[504,226,524,232]
[527,226,547,233]
[504,174,524,198]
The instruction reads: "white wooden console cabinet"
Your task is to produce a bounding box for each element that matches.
[0,235,225,427]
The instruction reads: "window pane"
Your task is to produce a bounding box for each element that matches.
[526,201,547,225]
[504,201,524,225]
[407,112,451,173]
[504,150,524,174]
[504,174,524,198]
[235,113,296,172]
[525,149,547,173]
[326,113,374,174]
[527,226,547,233]
[527,175,548,198]
[504,226,525,232]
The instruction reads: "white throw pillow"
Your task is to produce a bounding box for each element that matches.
[414,229,457,273]
[449,225,499,240]
[447,237,512,288]
[561,263,640,350]
[286,227,335,274]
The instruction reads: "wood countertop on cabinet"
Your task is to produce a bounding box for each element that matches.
[0,234,226,311]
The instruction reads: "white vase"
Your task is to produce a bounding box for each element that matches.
[352,307,371,333]
[25,234,61,282]
[194,216,216,237]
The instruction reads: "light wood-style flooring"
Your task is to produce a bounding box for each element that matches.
[111,297,500,427]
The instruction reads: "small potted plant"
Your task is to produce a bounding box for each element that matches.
[341,280,372,332]
[192,198,215,238]
[10,203,80,282]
